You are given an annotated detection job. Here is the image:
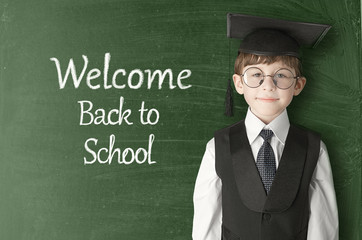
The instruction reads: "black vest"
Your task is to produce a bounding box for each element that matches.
[215,121,320,240]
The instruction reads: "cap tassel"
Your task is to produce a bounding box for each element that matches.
[224,78,233,116]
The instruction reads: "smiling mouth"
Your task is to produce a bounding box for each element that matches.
[257,98,279,102]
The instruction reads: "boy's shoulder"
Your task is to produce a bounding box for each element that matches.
[290,123,321,139]
[214,119,245,136]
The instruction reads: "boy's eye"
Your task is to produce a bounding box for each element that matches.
[275,69,294,79]
[275,73,287,78]
[253,73,262,77]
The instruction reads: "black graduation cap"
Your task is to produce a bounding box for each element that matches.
[224,13,331,116]
[227,13,331,58]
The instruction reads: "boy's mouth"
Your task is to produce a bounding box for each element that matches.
[257,97,279,102]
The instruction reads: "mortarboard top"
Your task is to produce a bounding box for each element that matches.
[227,13,331,58]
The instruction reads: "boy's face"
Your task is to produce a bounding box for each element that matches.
[233,60,306,124]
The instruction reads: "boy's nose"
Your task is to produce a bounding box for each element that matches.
[261,75,276,91]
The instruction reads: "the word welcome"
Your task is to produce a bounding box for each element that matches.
[50,53,192,90]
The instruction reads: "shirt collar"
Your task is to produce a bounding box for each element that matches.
[245,108,290,145]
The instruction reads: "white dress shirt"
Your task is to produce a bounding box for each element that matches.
[192,109,338,240]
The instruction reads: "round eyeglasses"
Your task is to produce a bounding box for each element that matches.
[241,67,299,90]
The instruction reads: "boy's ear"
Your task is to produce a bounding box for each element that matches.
[293,77,306,96]
[233,74,244,95]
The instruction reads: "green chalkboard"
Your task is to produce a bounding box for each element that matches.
[0,0,360,239]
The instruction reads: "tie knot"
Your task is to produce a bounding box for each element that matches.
[260,129,273,141]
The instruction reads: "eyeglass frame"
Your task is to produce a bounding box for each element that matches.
[240,67,300,90]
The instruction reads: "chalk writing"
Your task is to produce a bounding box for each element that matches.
[78,97,133,126]
[50,53,192,90]
[139,101,159,125]
[84,134,155,165]
[51,53,193,165]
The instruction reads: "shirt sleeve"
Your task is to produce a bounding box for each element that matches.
[192,138,222,240]
[308,141,339,240]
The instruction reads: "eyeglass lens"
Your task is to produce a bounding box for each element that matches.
[243,67,295,89]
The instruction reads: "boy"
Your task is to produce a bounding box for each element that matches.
[192,13,338,240]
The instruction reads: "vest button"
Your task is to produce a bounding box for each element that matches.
[263,213,271,221]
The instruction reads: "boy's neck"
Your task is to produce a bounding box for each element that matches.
[249,108,286,125]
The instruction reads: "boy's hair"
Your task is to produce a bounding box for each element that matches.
[234,52,302,77]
